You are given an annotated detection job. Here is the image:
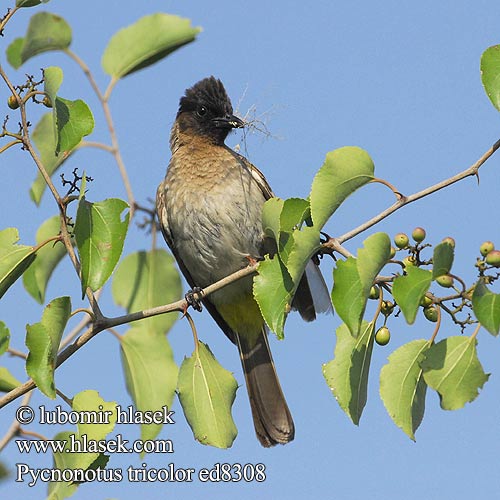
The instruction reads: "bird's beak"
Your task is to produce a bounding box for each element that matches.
[212,114,245,129]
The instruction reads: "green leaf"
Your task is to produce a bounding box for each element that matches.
[6,38,24,69]
[102,13,201,78]
[54,97,94,154]
[74,198,129,295]
[78,171,88,202]
[392,267,432,324]
[0,367,22,392]
[43,66,63,136]
[259,197,324,332]
[261,196,318,285]
[0,322,10,356]
[25,296,71,398]
[0,228,36,299]
[331,233,391,336]
[356,233,391,295]
[422,336,489,410]
[481,45,500,112]
[286,226,322,286]
[379,339,430,440]
[30,113,71,205]
[47,99,91,159]
[472,279,500,336]
[23,216,67,304]
[17,0,49,7]
[47,434,110,499]
[258,199,325,337]
[310,146,374,229]
[254,254,294,339]
[43,66,63,107]
[323,321,375,424]
[112,249,181,336]
[29,96,91,200]
[262,197,284,241]
[177,341,238,448]
[48,391,116,499]
[330,256,359,326]
[280,198,311,232]
[72,390,117,442]
[432,241,454,278]
[120,326,178,443]
[47,431,78,499]
[20,12,72,64]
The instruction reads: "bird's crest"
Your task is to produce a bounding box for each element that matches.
[178,76,233,116]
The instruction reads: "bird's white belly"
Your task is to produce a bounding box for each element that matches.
[168,177,265,298]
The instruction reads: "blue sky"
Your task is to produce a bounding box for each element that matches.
[2,1,500,499]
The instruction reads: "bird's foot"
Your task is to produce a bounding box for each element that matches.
[184,287,203,313]
[245,255,259,266]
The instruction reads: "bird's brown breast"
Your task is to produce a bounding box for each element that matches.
[162,139,266,301]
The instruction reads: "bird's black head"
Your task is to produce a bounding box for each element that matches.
[176,76,244,144]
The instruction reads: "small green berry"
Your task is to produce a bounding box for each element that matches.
[420,295,433,307]
[42,96,53,108]
[423,306,438,322]
[7,95,19,110]
[442,237,455,248]
[368,286,380,300]
[375,326,391,346]
[412,227,426,243]
[389,247,397,259]
[480,241,495,257]
[394,233,409,249]
[485,250,500,267]
[436,274,454,288]
[381,300,395,316]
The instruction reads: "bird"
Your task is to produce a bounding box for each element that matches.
[156,76,331,447]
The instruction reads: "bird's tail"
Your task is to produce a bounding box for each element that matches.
[236,329,295,447]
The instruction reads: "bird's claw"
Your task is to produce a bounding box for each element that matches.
[184,287,203,313]
[245,255,259,266]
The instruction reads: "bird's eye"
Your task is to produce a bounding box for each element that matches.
[196,105,207,117]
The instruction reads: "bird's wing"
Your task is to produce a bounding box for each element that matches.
[156,180,238,344]
[225,147,274,200]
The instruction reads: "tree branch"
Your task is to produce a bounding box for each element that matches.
[338,137,500,244]
[0,263,258,410]
[0,62,105,319]
[64,50,135,214]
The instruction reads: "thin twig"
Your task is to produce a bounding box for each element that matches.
[7,347,27,360]
[0,139,22,154]
[470,322,482,341]
[78,140,114,153]
[338,138,500,244]
[64,50,135,213]
[107,327,122,340]
[63,49,104,101]
[370,177,403,200]
[56,389,73,407]
[59,289,102,350]
[0,392,32,452]
[184,311,200,353]
[0,6,19,35]
[429,305,442,344]
[19,429,48,441]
